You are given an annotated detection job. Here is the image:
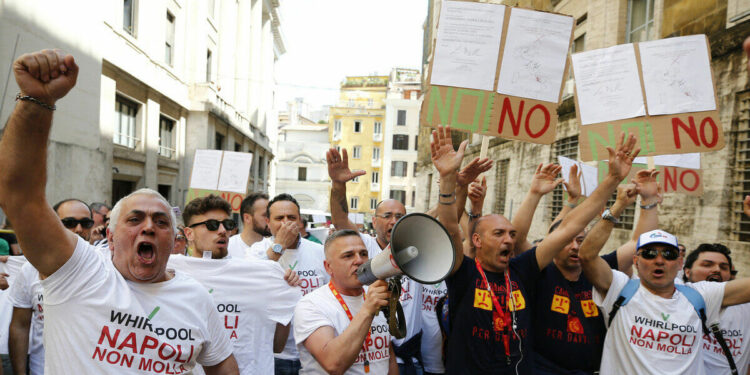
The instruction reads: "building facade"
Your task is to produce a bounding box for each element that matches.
[416,0,750,275]
[0,0,282,210]
[382,68,422,211]
[329,76,388,218]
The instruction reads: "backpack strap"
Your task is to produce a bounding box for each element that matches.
[608,278,641,326]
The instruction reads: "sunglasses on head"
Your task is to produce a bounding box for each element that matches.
[188,219,236,231]
[638,247,680,260]
[61,217,95,229]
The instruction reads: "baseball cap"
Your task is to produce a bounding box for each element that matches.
[637,229,679,250]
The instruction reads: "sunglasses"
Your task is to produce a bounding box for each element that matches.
[188,219,236,231]
[61,217,95,229]
[638,247,680,261]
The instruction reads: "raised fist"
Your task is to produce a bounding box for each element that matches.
[13,49,79,105]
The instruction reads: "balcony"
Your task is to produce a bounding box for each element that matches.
[371,182,380,192]
[373,133,382,142]
[371,159,381,167]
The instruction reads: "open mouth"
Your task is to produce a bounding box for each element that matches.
[706,274,722,282]
[216,238,228,247]
[653,269,665,278]
[137,242,156,264]
[569,254,580,262]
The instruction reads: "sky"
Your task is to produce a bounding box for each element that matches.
[275,0,429,110]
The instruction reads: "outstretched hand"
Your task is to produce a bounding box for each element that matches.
[562,164,582,201]
[457,157,493,187]
[632,169,661,202]
[14,49,79,105]
[326,148,366,184]
[468,177,487,208]
[430,126,468,176]
[530,163,563,195]
[606,133,640,181]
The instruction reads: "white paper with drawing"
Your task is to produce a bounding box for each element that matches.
[430,1,505,91]
[189,149,223,190]
[638,35,716,116]
[633,153,700,169]
[496,8,573,103]
[557,156,598,196]
[217,151,254,193]
[572,44,646,125]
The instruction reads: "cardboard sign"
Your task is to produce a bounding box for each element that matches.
[186,150,254,212]
[574,35,723,161]
[186,189,245,214]
[420,1,574,145]
[596,162,703,196]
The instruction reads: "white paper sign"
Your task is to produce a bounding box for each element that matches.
[430,1,505,91]
[633,153,700,169]
[572,44,646,125]
[497,8,573,103]
[639,35,716,115]
[217,151,254,193]
[189,149,223,190]
[557,156,599,196]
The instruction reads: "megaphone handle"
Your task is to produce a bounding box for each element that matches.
[383,278,407,339]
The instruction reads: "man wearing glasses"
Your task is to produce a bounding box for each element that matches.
[52,199,94,242]
[581,228,750,374]
[170,195,300,374]
[89,202,110,245]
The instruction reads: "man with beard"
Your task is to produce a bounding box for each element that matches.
[0,49,237,373]
[683,243,750,374]
[227,193,271,259]
[170,195,299,374]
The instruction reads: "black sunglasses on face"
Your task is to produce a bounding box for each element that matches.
[61,217,95,229]
[188,219,236,231]
[638,247,680,260]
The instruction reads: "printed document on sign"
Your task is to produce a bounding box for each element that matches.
[430,1,505,91]
[189,149,223,190]
[572,44,646,125]
[638,35,716,115]
[557,156,598,196]
[633,153,700,169]
[497,8,573,103]
[218,151,254,193]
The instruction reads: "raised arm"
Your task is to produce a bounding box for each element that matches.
[579,184,638,294]
[511,163,563,254]
[0,50,80,277]
[431,126,468,275]
[456,158,492,221]
[615,169,662,272]
[536,133,640,271]
[327,148,365,231]
[461,177,487,258]
[551,164,583,227]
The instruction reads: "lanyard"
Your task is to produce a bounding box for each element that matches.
[328,282,371,373]
[475,259,513,362]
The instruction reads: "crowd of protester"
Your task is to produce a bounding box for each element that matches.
[3,46,750,375]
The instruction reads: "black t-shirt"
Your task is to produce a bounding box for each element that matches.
[0,232,17,245]
[532,251,619,373]
[445,249,540,374]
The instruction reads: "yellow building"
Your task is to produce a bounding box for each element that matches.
[329,76,389,219]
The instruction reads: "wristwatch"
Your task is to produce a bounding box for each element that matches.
[601,209,620,225]
[272,243,284,255]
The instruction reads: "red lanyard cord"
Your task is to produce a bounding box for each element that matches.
[475,259,513,361]
[328,282,372,372]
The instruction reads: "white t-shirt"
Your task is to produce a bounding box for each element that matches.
[6,262,44,375]
[0,255,28,354]
[41,237,233,373]
[249,237,329,360]
[227,234,261,260]
[594,270,725,375]
[420,281,447,373]
[703,301,750,374]
[391,277,423,365]
[168,254,300,374]
[358,233,384,259]
[294,286,391,374]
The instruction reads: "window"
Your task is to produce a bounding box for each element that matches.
[494,159,510,214]
[158,184,171,203]
[165,12,175,66]
[372,147,380,161]
[114,95,138,148]
[352,176,360,183]
[334,120,342,134]
[374,122,382,135]
[370,198,378,210]
[298,167,307,181]
[112,179,135,205]
[550,136,579,221]
[354,121,362,133]
[397,110,407,126]
[413,162,417,177]
[390,190,406,205]
[206,50,212,82]
[158,116,175,158]
[348,99,354,107]
[258,156,265,180]
[732,93,750,241]
[393,134,409,150]
[335,145,341,153]
[391,161,407,177]
[626,0,654,43]
[411,191,416,207]
[604,194,636,230]
[372,171,379,184]
[234,142,241,152]
[123,0,135,35]
[350,197,359,210]
[215,132,224,150]
[352,146,361,159]
[414,135,418,150]
[569,34,585,79]
[368,98,373,107]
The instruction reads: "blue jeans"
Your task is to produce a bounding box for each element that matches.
[398,361,424,375]
[275,358,301,375]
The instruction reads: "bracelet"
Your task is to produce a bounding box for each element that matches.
[439,192,455,198]
[565,201,577,208]
[438,197,457,205]
[640,202,658,210]
[15,93,56,111]
[468,212,481,220]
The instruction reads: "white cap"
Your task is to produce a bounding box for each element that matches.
[637,229,678,250]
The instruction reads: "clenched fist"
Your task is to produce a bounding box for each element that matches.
[14,49,79,105]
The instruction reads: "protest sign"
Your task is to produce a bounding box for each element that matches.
[187,150,254,213]
[596,161,703,196]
